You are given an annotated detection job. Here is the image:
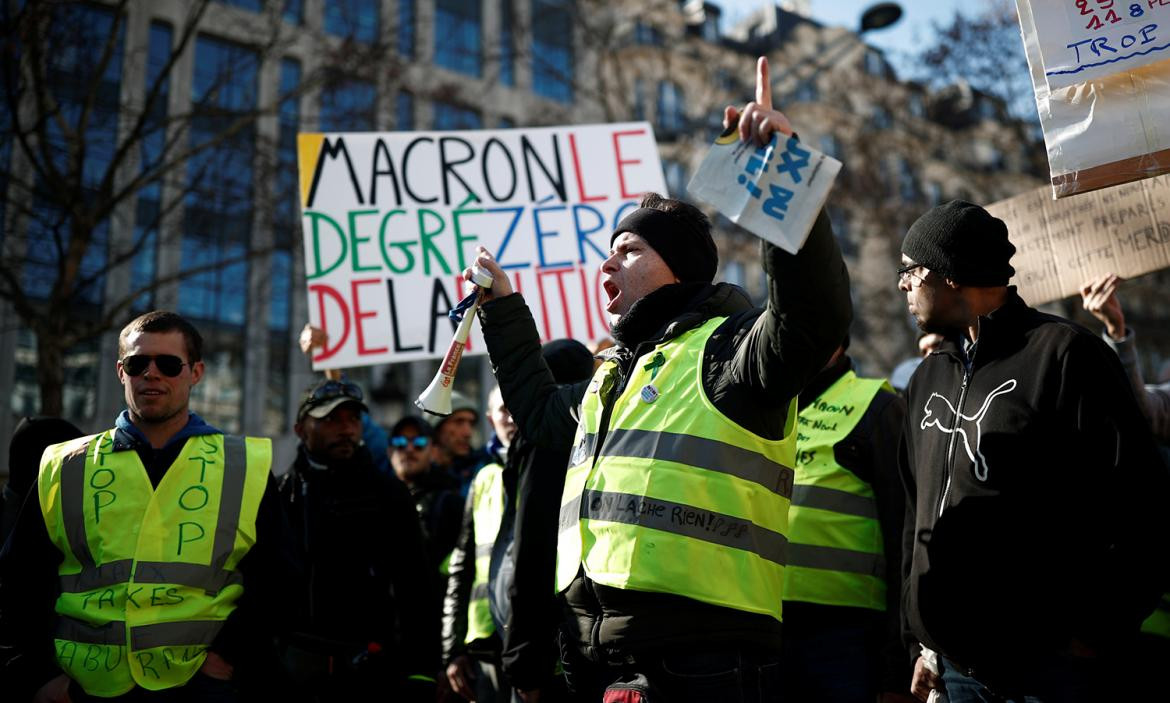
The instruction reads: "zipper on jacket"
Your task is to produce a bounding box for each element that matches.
[936,349,974,518]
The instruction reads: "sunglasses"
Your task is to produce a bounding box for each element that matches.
[121,354,190,378]
[307,380,364,403]
[391,435,430,450]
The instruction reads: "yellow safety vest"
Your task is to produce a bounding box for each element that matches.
[558,316,798,622]
[1142,594,1170,640]
[38,431,271,696]
[785,371,891,611]
[466,462,505,643]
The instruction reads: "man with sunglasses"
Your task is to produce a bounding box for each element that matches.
[896,201,1170,702]
[0,310,294,702]
[275,378,437,702]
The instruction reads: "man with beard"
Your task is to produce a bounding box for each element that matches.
[276,379,437,701]
[896,201,1169,702]
[459,58,852,702]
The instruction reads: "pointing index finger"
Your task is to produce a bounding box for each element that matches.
[756,56,772,110]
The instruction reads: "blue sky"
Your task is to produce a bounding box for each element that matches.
[716,0,982,79]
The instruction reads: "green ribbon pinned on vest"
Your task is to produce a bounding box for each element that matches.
[643,352,666,380]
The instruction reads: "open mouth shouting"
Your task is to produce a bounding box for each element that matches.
[603,278,622,314]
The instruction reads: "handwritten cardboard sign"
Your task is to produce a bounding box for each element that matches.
[296,123,666,370]
[986,173,1170,304]
[1017,0,1170,198]
[686,128,840,253]
[1032,0,1170,90]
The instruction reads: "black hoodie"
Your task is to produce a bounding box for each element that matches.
[899,291,1170,682]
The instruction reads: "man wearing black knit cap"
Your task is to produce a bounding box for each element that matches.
[461,57,852,702]
[897,201,1170,702]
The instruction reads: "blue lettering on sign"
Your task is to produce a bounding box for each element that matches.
[1055,23,1164,76]
[776,137,811,184]
[732,134,812,223]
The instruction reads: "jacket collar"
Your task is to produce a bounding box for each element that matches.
[112,411,221,452]
[929,287,1029,365]
[797,355,853,411]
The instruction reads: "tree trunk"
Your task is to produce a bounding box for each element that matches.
[36,332,67,417]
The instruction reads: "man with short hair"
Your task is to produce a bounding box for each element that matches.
[276,379,437,701]
[897,201,1170,702]
[431,392,490,497]
[0,310,290,702]
[461,58,852,701]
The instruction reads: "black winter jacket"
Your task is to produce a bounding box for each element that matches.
[278,446,437,678]
[478,210,851,659]
[899,291,1170,681]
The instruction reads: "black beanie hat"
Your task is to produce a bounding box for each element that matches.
[611,207,718,283]
[902,200,1016,286]
[541,339,594,384]
[8,416,84,496]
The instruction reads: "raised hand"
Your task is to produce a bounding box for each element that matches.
[723,57,794,147]
[1080,272,1126,341]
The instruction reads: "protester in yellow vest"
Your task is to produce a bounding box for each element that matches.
[443,386,518,703]
[782,338,916,703]
[456,57,851,703]
[0,311,292,702]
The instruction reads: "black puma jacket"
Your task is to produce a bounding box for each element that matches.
[898,291,1170,682]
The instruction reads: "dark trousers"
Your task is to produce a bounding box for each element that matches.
[559,641,781,703]
[779,615,879,702]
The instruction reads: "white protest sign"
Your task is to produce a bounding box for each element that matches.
[296,123,666,370]
[1032,0,1170,90]
[686,128,840,253]
[986,173,1170,304]
[1017,0,1170,198]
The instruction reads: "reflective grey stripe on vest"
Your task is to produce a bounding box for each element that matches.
[132,562,244,594]
[59,435,249,597]
[574,489,788,566]
[601,429,795,498]
[60,559,135,593]
[474,543,493,559]
[787,543,884,577]
[61,445,98,570]
[54,615,127,645]
[471,583,490,601]
[790,485,878,519]
[130,619,224,649]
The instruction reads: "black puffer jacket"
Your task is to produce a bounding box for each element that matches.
[478,210,851,659]
[899,292,1170,682]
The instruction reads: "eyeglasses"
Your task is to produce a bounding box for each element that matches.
[390,435,430,450]
[121,354,189,377]
[306,380,364,404]
[897,263,928,286]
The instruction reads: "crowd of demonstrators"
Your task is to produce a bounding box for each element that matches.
[2,55,1169,703]
[898,202,1170,702]
[0,311,297,702]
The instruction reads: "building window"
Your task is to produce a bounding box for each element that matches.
[723,260,745,288]
[396,91,415,130]
[532,0,573,102]
[715,69,736,93]
[131,21,175,314]
[499,116,516,128]
[320,75,377,132]
[22,3,123,308]
[790,80,818,103]
[896,157,918,201]
[325,0,379,43]
[864,50,887,77]
[819,134,840,159]
[924,181,943,205]
[433,101,482,130]
[398,0,416,57]
[436,0,483,77]
[662,159,687,197]
[283,0,304,24]
[870,104,893,130]
[500,0,515,86]
[634,21,664,46]
[907,93,925,119]
[656,81,684,133]
[221,0,262,11]
[633,78,646,121]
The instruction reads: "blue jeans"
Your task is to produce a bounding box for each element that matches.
[941,656,1106,703]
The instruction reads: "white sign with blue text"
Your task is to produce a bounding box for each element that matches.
[1031,0,1170,90]
[687,128,841,254]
